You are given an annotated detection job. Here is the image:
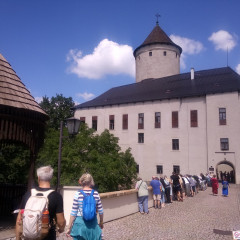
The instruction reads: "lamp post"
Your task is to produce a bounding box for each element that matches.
[57,117,81,192]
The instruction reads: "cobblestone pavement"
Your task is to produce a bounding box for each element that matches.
[102,184,240,240]
[1,185,240,240]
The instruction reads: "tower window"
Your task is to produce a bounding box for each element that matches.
[149,51,152,56]
[176,53,178,58]
[163,51,167,56]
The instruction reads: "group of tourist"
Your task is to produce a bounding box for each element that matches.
[16,165,231,240]
[135,172,230,215]
[16,166,104,240]
[210,174,230,197]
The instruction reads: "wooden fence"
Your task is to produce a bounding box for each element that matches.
[0,184,27,217]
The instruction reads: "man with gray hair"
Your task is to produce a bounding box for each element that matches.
[16,165,66,239]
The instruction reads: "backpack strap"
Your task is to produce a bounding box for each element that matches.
[79,189,95,196]
[31,189,54,198]
[80,190,86,197]
[30,189,54,210]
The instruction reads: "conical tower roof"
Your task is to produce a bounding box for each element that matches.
[0,53,47,117]
[133,23,182,57]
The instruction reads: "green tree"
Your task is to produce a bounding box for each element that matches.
[37,124,137,192]
[40,94,75,130]
[0,144,30,184]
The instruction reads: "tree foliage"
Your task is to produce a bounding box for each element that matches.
[0,144,30,184]
[40,94,75,130]
[37,124,137,193]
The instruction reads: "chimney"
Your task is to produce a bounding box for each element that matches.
[191,68,195,80]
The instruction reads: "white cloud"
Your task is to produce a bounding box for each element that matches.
[67,39,135,79]
[170,35,204,69]
[170,35,204,55]
[208,30,237,51]
[35,96,43,103]
[236,64,240,75]
[76,92,95,101]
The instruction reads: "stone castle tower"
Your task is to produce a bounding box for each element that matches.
[133,21,182,83]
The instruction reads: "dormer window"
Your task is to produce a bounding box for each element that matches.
[149,51,152,56]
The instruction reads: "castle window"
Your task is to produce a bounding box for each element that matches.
[138,133,144,143]
[92,116,97,131]
[172,139,179,150]
[220,138,229,151]
[176,53,178,58]
[122,114,128,130]
[190,110,198,127]
[136,164,139,173]
[163,51,167,56]
[173,165,180,174]
[172,111,178,128]
[80,117,85,124]
[155,112,161,128]
[109,115,114,130]
[138,113,144,129]
[219,108,226,125]
[149,51,152,56]
[156,165,163,174]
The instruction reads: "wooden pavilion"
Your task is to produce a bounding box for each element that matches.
[0,53,49,187]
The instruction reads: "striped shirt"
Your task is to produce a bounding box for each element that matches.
[70,190,104,217]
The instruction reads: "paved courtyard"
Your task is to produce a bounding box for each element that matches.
[102,184,240,240]
[1,184,240,240]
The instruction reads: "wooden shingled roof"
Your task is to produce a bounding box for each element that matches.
[0,53,47,115]
[0,53,48,154]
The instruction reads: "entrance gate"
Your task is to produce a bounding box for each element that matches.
[216,161,235,183]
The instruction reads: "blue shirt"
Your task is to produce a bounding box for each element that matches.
[150,179,161,195]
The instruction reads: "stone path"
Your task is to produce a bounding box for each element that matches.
[102,184,240,240]
[1,185,239,240]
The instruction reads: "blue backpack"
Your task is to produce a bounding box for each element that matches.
[80,190,96,221]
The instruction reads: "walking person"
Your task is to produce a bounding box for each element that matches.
[159,176,166,207]
[163,175,172,203]
[135,177,149,214]
[67,173,104,240]
[211,174,219,196]
[188,175,196,197]
[222,176,230,197]
[150,176,161,209]
[16,165,66,240]
[170,172,183,201]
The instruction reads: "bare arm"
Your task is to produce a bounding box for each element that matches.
[99,213,104,229]
[66,215,76,234]
[15,211,22,240]
[56,212,66,233]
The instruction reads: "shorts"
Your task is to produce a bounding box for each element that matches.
[153,194,161,201]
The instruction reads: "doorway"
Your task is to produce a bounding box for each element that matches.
[216,161,235,183]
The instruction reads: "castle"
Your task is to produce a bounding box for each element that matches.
[73,22,240,183]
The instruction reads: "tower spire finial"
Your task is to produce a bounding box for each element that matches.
[155,13,161,25]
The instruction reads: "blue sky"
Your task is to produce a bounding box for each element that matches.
[0,0,240,104]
